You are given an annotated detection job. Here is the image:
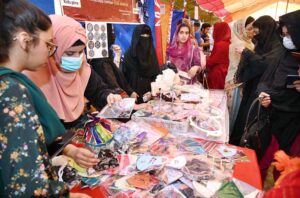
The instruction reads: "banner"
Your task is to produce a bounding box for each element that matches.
[154,0,163,65]
[170,10,184,44]
[61,0,139,23]
[29,0,55,14]
[113,24,137,56]
[160,1,173,63]
[146,0,156,48]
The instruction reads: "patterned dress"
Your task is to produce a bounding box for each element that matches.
[0,76,68,197]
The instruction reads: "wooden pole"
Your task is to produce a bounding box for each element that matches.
[275,1,279,20]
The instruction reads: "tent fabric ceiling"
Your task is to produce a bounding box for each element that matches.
[196,0,300,21]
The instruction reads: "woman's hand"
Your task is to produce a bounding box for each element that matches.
[293,80,300,92]
[107,93,122,106]
[188,66,201,78]
[133,103,152,111]
[130,92,139,99]
[63,144,99,168]
[70,193,92,198]
[259,92,271,108]
[235,47,245,54]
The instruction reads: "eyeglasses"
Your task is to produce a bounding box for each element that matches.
[38,37,57,57]
[13,35,57,57]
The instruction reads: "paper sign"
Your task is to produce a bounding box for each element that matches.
[61,0,81,8]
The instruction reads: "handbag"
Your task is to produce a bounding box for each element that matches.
[239,97,270,160]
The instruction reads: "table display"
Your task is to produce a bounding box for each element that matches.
[51,86,262,197]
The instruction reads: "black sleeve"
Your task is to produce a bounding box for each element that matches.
[235,48,267,83]
[113,66,134,96]
[99,61,134,96]
[84,69,113,109]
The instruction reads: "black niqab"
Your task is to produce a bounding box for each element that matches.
[253,15,281,55]
[123,24,159,78]
[256,14,300,152]
[122,24,159,103]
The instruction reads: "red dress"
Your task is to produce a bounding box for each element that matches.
[206,22,231,89]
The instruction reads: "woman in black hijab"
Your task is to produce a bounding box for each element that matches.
[279,10,300,51]
[280,10,300,93]
[122,24,160,103]
[259,10,300,153]
[89,24,136,98]
[230,16,285,153]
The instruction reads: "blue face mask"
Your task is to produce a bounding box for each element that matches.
[60,54,83,72]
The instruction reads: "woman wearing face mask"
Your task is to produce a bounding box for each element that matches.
[258,10,300,155]
[279,10,300,93]
[230,16,289,182]
[230,16,285,152]
[225,16,255,133]
[24,15,121,130]
[167,22,202,84]
[122,24,160,103]
[0,1,91,197]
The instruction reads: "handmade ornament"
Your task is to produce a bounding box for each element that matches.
[92,149,119,172]
[181,139,206,155]
[85,21,108,59]
[84,114,113,153]
[97,98,135,119]
[126,172,159,190]
[136,154,164,171]
[215,181,243,198]
[161,168,183,184]
[183,158,213,181]
[166,156,187,169]
[189,114,222,137]
[217,145,237,158]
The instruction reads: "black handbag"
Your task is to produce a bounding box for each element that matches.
[239,97,270,160]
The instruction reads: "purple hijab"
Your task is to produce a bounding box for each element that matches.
[167,23,201,72]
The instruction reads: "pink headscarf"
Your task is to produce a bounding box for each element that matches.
[24,15,91,122]
[166,23,197,72]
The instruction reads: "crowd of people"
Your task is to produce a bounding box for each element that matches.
[0,0,299,196]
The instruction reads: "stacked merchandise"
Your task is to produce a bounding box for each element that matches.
[52,118,258,197]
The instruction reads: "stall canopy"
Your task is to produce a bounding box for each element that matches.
[196,0,300,21]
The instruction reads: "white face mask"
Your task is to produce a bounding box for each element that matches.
[283,36,297,50]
